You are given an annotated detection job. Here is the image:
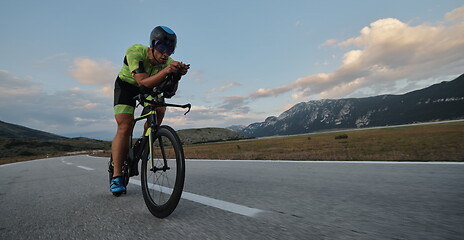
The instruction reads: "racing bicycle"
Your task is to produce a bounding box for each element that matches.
[108,72,191,218]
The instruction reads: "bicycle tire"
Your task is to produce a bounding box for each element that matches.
[141,125,185,218]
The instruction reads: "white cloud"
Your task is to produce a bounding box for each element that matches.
[68,58,118,96]
[250,85,293,99]
[69,58,117,85]
[207,81,242,94]
[245,6,464,100]
[445,6,464,22]
[321,39,337,46]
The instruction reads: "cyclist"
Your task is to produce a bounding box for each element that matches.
[111,26,189,194]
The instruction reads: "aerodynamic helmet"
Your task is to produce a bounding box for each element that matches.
[150,26,177,49]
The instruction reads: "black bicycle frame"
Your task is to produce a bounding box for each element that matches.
[131,96,191,172]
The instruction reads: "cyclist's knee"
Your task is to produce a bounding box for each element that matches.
[115,114,133,134]
[117,123,132,135]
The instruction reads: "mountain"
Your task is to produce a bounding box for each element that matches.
[236,74,464,137]
[227,125,247,133]
[0,120,67,140]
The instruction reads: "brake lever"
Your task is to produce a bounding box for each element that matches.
[184,104,191,115]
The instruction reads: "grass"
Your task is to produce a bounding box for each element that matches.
[0,138,111,165]
[182,121,464,161]
[1,121,463,164]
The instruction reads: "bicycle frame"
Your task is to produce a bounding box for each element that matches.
[130,95,191,173]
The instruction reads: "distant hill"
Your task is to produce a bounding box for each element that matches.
[0,120,67,140]
[0,137,111,159]
[177,128,252,145]
[0,119,251,159]
[0,118,251,145]
[234,74,464,137]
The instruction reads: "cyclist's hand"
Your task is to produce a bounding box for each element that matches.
[179,62,190,75]
[164,61,180,74]
[165,61,190,75]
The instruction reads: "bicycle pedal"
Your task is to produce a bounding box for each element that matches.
[112,191,123,197]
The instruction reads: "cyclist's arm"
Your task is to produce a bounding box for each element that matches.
[133,69,168,89]
[133,62,183,88]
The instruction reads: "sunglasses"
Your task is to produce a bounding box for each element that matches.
[154,41,175,55]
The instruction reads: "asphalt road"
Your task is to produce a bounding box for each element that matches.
[1,155,463,239]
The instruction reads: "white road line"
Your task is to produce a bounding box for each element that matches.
[129,179,264,218]
[77,165,94,171]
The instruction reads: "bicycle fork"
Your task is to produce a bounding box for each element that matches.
[146,127,170,173]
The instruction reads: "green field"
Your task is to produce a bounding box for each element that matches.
[183,121,464,161]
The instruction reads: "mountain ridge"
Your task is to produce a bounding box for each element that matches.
[234,74,464,137]
[0,120,67,140]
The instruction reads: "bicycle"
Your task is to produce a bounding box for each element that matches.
[108,72,191,218]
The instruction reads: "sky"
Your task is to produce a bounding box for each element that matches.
[1,0,463,140]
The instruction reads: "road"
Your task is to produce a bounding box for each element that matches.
[1,156,463,239]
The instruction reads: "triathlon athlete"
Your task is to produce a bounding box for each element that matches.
[110,26,189,194]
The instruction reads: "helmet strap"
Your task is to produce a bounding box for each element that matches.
[150,47,160,65]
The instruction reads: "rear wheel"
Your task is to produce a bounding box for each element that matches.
[141,126,185,218]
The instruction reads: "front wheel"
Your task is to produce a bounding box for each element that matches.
[141,126,185,218]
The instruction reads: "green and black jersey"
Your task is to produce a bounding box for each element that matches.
[114,44,174,115]
[118,44,174,86]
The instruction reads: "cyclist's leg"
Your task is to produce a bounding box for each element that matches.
[111,113,133,177]
[112,77,138,178]
[155,106,166,125]
[155,97,166,125]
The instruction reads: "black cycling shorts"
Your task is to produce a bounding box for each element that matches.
[113,77,139,115]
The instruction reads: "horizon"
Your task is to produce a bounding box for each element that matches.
[1,1,463,140]
[1,74,462,141]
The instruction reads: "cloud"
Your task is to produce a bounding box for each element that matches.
[188,70,205,83]
[68,58,118,96]
[1,68,256,138]
[321,39,337,47]
[0,70,42,97]
[250,85,294,99]
[244,6,464,100]
[159,95,258,129]
[445,5,464,22]
[219,95,250,112]
[0,70,115,140]
[207,81,242,94]
[34,53,68,68]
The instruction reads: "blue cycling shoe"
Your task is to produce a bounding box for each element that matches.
[110,176,126,196]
